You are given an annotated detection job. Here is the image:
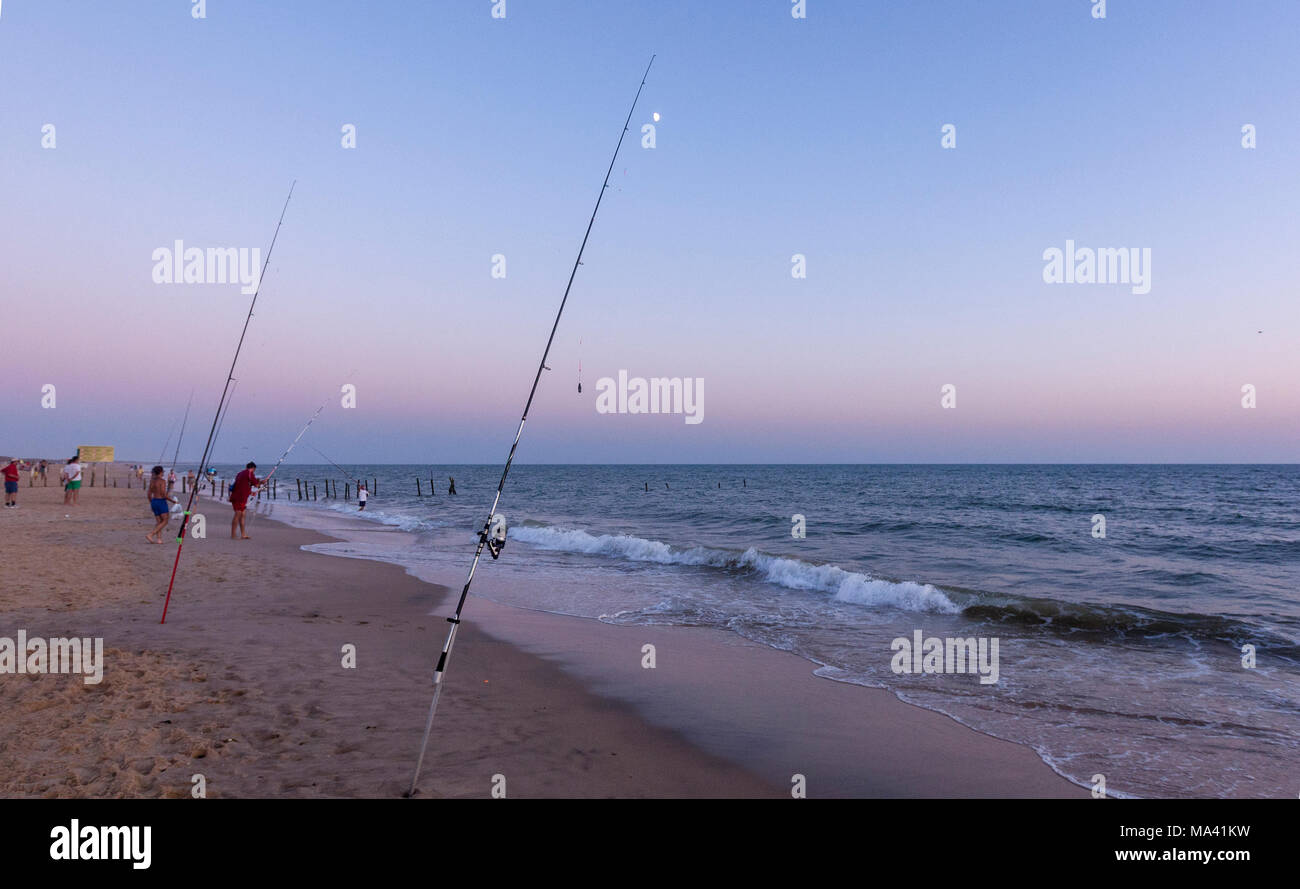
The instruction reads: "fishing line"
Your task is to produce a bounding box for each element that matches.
[169,389,194,476]
[156,419,178,468]
[160,181,296,624]
[307,444,356,482]
[206,380,239,476]
[407,56,655,796]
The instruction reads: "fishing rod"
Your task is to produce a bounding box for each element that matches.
[237,402,327,518]
[260,373,359,488]
[407,56,655,797]
[168,389,194,475]
[160,181,296,624]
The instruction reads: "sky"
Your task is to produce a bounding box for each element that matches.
[2,0,1298,463]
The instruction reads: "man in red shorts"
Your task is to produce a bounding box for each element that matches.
[2,457,21,508]
[229,461,261,540]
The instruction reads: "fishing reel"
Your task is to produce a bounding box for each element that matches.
[485,513,507,559]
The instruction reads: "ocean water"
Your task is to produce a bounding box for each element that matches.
[210,463,1300,798]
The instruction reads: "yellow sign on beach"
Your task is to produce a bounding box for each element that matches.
[77,446,115,463]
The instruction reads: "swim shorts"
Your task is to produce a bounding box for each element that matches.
[66,480,81,491]
[151,498,170,516]
[3,481,17,494]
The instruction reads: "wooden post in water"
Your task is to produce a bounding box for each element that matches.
[313,484,317,501]
[345,483,350,500]
[220,481,225,499]
[429,477,435,496]
[416,478,422,497]
[372,477,377,495]
[296,479,302,500]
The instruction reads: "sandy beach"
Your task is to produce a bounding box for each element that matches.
[0,471,1078,798]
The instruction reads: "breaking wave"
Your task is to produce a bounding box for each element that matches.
[509,524,961,614]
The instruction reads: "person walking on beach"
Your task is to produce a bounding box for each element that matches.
[145,465,178,543]
[229,461,261,540]
[357,483,368,511]
[61,457,82,506]
[39,460,48,482]
[167,469,177,493]
[2,457,20,508]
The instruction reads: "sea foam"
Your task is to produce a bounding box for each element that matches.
[509,525,960,614]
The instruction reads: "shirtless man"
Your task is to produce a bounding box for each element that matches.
[229,461,261,540]
[145,465,178,543]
